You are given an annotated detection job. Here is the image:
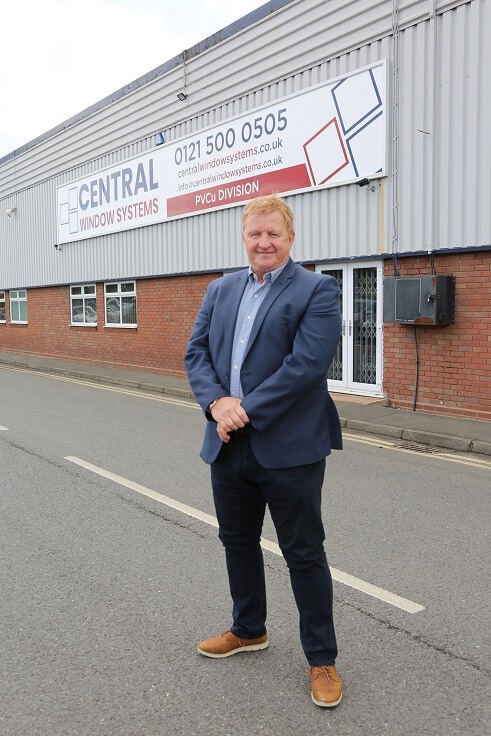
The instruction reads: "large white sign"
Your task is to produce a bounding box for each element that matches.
[57,61,386,244]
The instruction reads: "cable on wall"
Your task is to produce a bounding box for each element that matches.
[412,324,420,411]
[391,0,401,277]
[429,249,437,275]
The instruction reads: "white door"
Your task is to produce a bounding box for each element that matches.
[317,262,383,395]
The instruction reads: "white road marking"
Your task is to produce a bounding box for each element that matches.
[65,455,425,614]
[0,425,9,431]
[65,455,218,527]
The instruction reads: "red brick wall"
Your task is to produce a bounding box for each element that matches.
[0,274,217,377]
[383,251,491,420]
[1,254,490,420]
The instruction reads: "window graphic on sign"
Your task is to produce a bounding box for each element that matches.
[303,117,349,185]
[303,67,384,184]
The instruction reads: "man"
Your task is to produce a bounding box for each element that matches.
[184,194,343,707]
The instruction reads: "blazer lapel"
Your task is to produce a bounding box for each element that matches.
[243,259,296,359]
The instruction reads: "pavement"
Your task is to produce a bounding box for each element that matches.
[0,350,489,456]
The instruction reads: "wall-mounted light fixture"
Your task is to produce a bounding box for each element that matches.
[54,243,62,251]
[177,91,187,101]
[5,206,17,217]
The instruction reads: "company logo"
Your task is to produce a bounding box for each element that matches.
[59,186,80,234]
[58,157,160,237]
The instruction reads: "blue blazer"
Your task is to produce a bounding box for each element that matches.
[185,258,343,469]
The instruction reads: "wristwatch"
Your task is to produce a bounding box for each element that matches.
[208,399,219,412]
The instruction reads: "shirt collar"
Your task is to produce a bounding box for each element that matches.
[248,260,288,285]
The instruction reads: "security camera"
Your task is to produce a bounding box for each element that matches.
[5,206,17,217]
[357,177,380,192]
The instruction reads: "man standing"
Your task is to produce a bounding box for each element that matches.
[185,194,343,707]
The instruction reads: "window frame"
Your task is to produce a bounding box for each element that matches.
[104,280,137,328]
[70,284,97,326]
[9,289,28,324]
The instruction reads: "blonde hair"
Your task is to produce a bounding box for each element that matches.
[242,194,294,238]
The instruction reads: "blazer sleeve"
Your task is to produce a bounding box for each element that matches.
[240,275,341,430]
[184,288,228,415]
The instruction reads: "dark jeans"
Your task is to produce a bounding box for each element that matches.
[210,434,338,666]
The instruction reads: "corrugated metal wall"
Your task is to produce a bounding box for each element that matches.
[0,0,489,289]
[398,0,491,251]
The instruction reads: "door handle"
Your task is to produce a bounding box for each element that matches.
[348,320,352,336]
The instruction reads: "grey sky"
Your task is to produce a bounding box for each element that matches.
[0,0,263,157]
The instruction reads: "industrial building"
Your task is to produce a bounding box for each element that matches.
[0,0,489,419]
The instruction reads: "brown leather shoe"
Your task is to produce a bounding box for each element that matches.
[197,629,268,658]
[310,665,343,707]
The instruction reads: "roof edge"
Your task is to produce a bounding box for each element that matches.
[0,0,294,166]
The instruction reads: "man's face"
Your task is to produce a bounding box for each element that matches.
[242,210,294,280]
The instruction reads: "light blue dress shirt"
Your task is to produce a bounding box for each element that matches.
[230,263,287,399]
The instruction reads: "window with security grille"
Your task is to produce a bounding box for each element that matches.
[10,290,27,323]
[104,281,137,326]
[70,284,97,325]
[0,292,5,322]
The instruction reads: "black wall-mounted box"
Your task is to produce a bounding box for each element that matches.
[383,275,455,326]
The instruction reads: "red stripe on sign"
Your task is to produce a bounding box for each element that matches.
[167,165,311,217]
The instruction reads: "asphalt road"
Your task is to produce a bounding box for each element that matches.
[1,365,490,736]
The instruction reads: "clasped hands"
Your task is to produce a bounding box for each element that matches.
[210,397,250,442]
